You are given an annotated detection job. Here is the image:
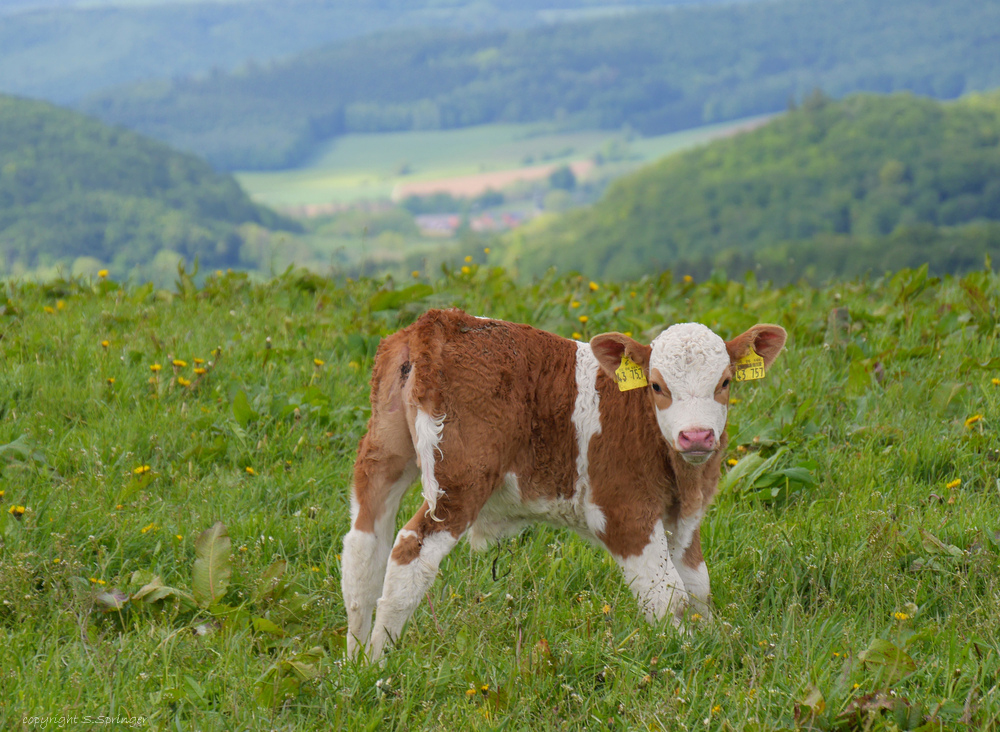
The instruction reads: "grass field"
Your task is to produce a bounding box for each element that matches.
[1,261,998,730]
[235,117,772,208]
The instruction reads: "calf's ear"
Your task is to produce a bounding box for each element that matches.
[726,324,787,369]
[590,332,652,380]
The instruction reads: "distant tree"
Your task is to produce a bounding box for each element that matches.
[549,165,576,191]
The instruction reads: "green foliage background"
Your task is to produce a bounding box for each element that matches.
[0,95,299,280]
[79,0,1000,170]
[505,92,1000,282]
[1,263,998,729]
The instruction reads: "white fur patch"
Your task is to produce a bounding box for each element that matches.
[414,408,446,519]
[572,341,606,535]
[649,323,730,450]
[369,530,459,660]
[614,519,687,624]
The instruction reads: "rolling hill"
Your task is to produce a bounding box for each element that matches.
[78,0,1000,170]
[501,92,1000,282]
[0,94,298,280]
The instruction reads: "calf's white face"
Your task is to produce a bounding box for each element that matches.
[648,324,730,464]
[590,321,787,464]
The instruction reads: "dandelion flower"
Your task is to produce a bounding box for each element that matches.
[992,378,1000,386]
[175,535,183,541]
[602,604,611,615]
[245,467,256,476]
[683,275,693,284]
[572,332,583,340]
[106,378,115,385]
[894,611,910,621]
[313,358,325,367]
[712,705,722,714]
[946,479,961,490]
[101,340,110,349]
[589,281,599,291]
[964,414,983,428]
[483,247,491,255]
[465,688,476,698]
[53,558,61,564]
[570,301,580,308]
[177,376,191,387]
[729,397,742,405]
[149,363,162,373]
[578,315,588,324]
[43,306,55,314]
[465,255,473,263]
[461,266,471,275]
[690,613,703,622]
[56,300,65,310]
[193,357,205,365]
[172,359,187,368]
[412,270,420,278]
[98,269,109,278]
[727,458,738,467]
[624,331,632,337]
[140,522,157,534]
[481,684,489,693]
[133,465,151,475]
[194,367,207,376]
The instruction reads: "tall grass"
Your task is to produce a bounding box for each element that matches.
[0,261,997,730]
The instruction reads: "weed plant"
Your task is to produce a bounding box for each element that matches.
[0,261,998,730]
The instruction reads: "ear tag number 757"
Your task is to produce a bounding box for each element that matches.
[734,349,765,381]
[615,355,648,391]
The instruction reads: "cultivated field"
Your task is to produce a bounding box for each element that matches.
[1,262,998,730]
[235,117,771,209]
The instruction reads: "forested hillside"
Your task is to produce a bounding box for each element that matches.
[502,92,1000,282]
[0,0,714,104]
[79,0,1000,170]
[0,95,298,280]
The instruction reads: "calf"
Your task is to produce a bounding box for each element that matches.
[342,308,786,660]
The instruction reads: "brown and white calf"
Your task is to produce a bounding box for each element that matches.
[341,308,786,660]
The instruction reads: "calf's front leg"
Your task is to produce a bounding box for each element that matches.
[666,513,712,619]
[607,518,688,625]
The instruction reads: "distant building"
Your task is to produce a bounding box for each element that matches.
[415,214,461,236]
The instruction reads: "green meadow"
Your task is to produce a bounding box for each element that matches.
[1,261,998,730]
[235,118,769,208]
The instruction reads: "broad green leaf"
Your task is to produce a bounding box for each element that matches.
[192,522,232,608]
[94,589,129,612]
[252,616,286,637]
[919,529,963,557]
[860,638,917,683]
[253,559,287,603]
[369,283,433,312]
[232,389,259,428]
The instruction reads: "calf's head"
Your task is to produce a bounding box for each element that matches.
[591,323,787,464]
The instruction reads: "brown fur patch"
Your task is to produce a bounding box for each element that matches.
[682,527,704,569]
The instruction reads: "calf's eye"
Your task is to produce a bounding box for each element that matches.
[722,379,730,388]
[651,383,661,393]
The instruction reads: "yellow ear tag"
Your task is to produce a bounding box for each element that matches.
[615,354,648,391]
[734,348,765,382]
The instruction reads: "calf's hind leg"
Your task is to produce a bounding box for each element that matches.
[342,432,418,660]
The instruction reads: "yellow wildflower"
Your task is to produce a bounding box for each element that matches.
[964,414,982,428]
[245,467,256,476]
[992,378,1000,386]
[624,331,632,337]
[106,378,115,385]
[894,611,910,621]
[313,358,325,367]
[412,270,420,278]
[98,269,109,278]
[461,266,471,275]
[729,397,742,405]
[311,566,320,572]
[481,684,489,693]
[946,479,961,490]
[629,291,637,298]
[578,315,588,324]
[177,376,191,387]
[193,357,205,365]
[56,300,65,310]
[172,359,188,368]
[53,558,61,564]
[483,247,491,255]
[194,367,207,376]
[570,300,580,308]
[690,613,703,622]
[712,705,722,714]
[175,535,183,541]
[727,458,738,467]
[149,363,162,373]
[466,688,477,697]
[133,465,151,475]
[465,255,473,263]
[602,604,611,615]
[589,281,599,291]
[101,340,110,349]
[572,332,583,340]
[140,522,157,534]
[683,275,693,284]
[43,306,55,314]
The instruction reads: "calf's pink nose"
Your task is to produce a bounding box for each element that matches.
[677,429,715,452]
